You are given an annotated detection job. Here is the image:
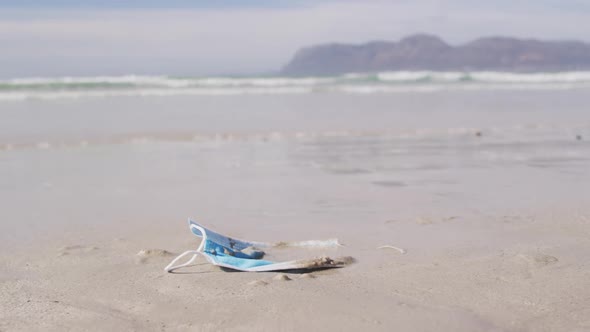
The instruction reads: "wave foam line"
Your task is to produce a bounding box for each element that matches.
[2,123,587,153]
[0,75,337,89]
[3,71,590,91]
[2,82,590,102]
[0,87,312,101]
[376,71,590,83]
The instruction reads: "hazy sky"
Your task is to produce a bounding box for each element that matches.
[1,0,590,77]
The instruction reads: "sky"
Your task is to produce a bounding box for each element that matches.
[1,0,590,77]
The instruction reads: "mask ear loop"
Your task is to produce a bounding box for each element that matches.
[164,223,208,273]
[163,250,201,273]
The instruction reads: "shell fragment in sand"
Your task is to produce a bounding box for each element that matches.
[377,245,407,254]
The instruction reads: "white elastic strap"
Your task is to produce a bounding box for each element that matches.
[164,222,209,273]
[164,250,201,273]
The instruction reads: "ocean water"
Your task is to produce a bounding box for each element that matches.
[2,71,590,101]
[1,72,589,247]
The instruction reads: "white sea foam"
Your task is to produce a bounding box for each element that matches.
[6,75,193,88]
[377,71,467,82]
[335,84,446,94]
[376,71,590,83]
[469,71,590,83]
[2,75,334,89]
[0,87,312,101]
[2,71,590,101]
[377,71,432,81]
[193,77,335,87]
[0,122,586,155]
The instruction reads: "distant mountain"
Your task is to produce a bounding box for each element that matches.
[281,34,590,75]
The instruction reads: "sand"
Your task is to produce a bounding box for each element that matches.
[1,91,590,331]
[2,194,589,331]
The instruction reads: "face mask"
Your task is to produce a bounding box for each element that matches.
[164,220,352,273]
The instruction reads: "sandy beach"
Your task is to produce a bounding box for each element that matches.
[1,89,590,331]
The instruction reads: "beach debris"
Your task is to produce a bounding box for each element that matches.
[273,274,292,281]
[165,220,351,273]
[377,245,407,254]
[295,256,355,269]
[576,134,583,141]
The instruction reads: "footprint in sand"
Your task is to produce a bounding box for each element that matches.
[497,251,559,281]
[372,180,407,188]
[57,245,99,257]
[517,252,559,268]
[415,217,434,225]
[247,280,269,287]
[249,274,314,286]
[136,249,175,264]
[272,274,292,281]
[415,216,460,225]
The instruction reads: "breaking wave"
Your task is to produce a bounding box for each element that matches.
[2,71,590,101]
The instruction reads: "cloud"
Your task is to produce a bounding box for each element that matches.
[0,1,589,77]
[0,0,306,9]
